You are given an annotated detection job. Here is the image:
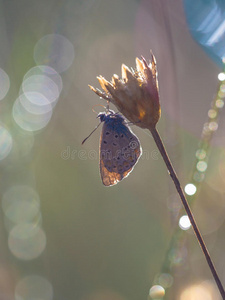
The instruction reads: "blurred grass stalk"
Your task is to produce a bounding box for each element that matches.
[157,79,225,297]
[150,126,225,299]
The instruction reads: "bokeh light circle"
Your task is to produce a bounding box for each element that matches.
[4,211,42,233]
[166,194,182,213]
[179,215,191,230]
[149,285,165,299]
[218,72,225,81]
[22,75,60,105]
[193,171,205,182]
[13,97,52,132]
[0,124,13,160]
[208,109,217,119]
[208,121,218,131]
[195,149,206,160]
[23,65,63,94]
[0,68,10,100]
[184,183,197,195]
[180,281,221,300]
[34,34,75,73]
[157,273,174,288]
[218,90,225,98]
[215,99,224,108]
[8,223,46,260]
[220,84,225,93]
[196,161,208,172]
[19,92,52,115]
[2,185,40,224]
[15,275,53,300]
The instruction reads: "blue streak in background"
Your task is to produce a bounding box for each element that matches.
[183,0,225,68]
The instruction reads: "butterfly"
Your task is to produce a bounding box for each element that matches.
[82,109,142,186]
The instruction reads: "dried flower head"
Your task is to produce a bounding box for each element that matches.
[89,52,161,129]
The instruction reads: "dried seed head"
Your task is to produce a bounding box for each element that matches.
[89,52,161,129]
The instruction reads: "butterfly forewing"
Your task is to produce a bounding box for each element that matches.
[99,113,142,186]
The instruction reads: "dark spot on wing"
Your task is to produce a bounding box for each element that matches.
[118,165,123,172]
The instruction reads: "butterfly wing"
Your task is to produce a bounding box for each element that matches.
[99,119,142,186]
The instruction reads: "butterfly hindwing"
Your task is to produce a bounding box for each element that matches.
[99,112,142,186]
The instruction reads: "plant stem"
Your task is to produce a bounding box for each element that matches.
[150,126,225,299]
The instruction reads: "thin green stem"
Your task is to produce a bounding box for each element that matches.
[150,126,225,299]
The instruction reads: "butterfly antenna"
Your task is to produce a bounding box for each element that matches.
[82,122,102,145]
[92,104,106,114]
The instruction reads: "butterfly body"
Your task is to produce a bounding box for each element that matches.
[98,110,142,186]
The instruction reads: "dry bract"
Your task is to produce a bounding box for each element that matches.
[89,52,161,129]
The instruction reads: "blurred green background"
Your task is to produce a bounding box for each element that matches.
[0,0,225,299]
